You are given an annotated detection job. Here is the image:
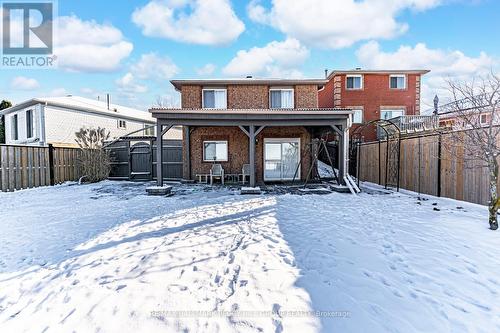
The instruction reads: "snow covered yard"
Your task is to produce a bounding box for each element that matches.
[0,181,499,333]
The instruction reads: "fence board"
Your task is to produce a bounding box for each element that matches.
[358,130,499,206]
[0,144,84,192]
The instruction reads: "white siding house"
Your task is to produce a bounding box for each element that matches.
[1,96,182,146]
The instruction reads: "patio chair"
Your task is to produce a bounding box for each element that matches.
[210,164,224,185]
[240,164,250,184]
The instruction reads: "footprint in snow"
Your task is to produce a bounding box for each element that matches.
[466,266,478,274]
[116,285,127,291]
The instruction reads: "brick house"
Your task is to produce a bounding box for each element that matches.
[150,78,353,187]
[319,69,430,141]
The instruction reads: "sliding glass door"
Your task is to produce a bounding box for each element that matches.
[264,139,300,181]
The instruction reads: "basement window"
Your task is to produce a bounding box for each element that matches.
[203,141,228,162]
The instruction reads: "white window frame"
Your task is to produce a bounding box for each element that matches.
[144,124,154,136]
[351,108,363,124]
[480,114,488,125]
[389,74,406,90]
[346,75,363,90]
[202,88,227,109]
[203,140,228,162]
[263,138,301,181]
[269,88,295,109]
[380,108,405,120]
[26,109,34,139]
[118,119,127,129]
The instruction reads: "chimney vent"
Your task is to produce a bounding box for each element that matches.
[106,94,110,110]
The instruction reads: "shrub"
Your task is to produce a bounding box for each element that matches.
[75,127,111,183]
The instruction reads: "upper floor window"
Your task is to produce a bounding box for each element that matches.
[11,114,18,140]
[203,89,227,109]
[144,124,154,136]
[390,75,406,89]
[346,75,363,90]
[26,109,34,138]
[270,89,294,109]
[480,114,488,125]
[118,119,127,129]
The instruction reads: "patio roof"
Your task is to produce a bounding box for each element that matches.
[150,108,354,126]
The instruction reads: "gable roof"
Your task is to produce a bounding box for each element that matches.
[0,96,154,123]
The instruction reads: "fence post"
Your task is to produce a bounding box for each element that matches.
[437,133,442,197]
[378,139,381,185]
[356,142,361,188]
[48,144,55,186]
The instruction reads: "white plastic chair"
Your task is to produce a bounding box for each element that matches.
[241,164,250,184]
[210,164,224,185]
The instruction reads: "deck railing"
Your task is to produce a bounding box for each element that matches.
[378,115,439,138]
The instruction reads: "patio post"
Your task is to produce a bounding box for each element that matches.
[156,122,163,186]
[331,124,349,184]
[249,125,256,187]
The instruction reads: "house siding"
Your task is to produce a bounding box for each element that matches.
[184,126,311,183]
[44,106,156,146]
[4,104,43,145]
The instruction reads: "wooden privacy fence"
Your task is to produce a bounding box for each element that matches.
[357,132,492,206]
[0,144,84,192]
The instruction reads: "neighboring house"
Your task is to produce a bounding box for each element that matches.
[0,95,182,147]
[438,109,497,129]
[150,78,353,187]
[318,69,430,141]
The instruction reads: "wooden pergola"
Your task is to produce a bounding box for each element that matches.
[150,108,353,188]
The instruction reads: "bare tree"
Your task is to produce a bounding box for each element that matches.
[153,95,174,108]
[75,127,111,183]
[442,73,500,230]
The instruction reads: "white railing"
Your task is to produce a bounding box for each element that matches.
[378,115,439,139]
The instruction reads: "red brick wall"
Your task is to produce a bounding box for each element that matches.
[318,79,335,108]
[181,85,202,108]
[295,85,318,108]
[185,126,311,182]
[318,73,422,141]
[181,84,318,109]
[227,85,269,109]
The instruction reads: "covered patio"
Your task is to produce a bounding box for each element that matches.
[150,108,353,187]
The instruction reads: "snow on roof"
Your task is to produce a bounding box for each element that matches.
[1,95,154,123]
